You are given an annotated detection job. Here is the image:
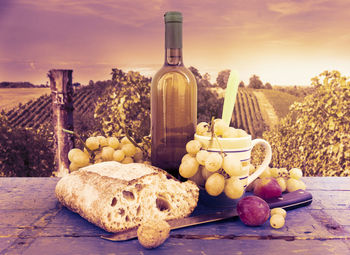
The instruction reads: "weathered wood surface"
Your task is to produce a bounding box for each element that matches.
[0,177,349,254]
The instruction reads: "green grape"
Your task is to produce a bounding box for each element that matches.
[121,136,132,145]
[189,167,205,186]
[186,140,202,156]
[101,146,115,161]
[121,156,134,164]
[270,208,287,218]
[69,162,80,172]
[68,148,82,162]
[298,179,306,190]
[179,157,199,178]
[97,136,108,147]
[236,129,248,137]
[214,118,229,136]
[196,150,209,165]
[200,165,213,180]
[222,127,238,138]
[289,168,303,180]
[107,137,120,149]
[122,143,137,157]
[276,177,287,192]
[260,167,272,178]
[286,178,306,192]
[133,147,143,162]
[205,173,225,196]
[224,177,244,199]
[270,168,280,178]
[196,122,210,136]
[205,152,223,172]
[222,154,244,176]
[85,137,100,151]
[71,149,90,167]
[270,214,285,229]
[83,147,90,157]
[113,149,125,162]
[181,153,195,163]
[279,168,289,177]
[94,151,103,163]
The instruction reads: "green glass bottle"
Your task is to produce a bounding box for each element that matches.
[151,11,197,177]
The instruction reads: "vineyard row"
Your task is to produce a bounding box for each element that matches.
[5,86,267,138]
[5,87,97,129]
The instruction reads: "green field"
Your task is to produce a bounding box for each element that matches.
[257,89,302,119]
[0,88,50,111]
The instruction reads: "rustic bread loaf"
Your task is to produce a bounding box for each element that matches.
[55,161,199,233]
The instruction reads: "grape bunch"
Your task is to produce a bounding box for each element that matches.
[196,119,248,138]
[247,166,307,193]
[179,119,251,199]
[68,135,148,172]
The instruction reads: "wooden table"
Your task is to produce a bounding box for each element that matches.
[0,177,349,255]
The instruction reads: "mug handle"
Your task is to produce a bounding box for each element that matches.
[247,139,272,186]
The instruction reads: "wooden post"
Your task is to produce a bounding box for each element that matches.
[48,69,74,177]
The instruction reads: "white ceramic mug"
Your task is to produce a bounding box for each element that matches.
[194,134,272,207]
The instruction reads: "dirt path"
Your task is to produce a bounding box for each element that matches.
[253,91,279,129]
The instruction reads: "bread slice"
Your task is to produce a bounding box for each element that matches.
[55,161,199,233]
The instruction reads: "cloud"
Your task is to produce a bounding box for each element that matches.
[267,0,350,17]
[17,0,165,27]
[267,0,329,16]
[29,61,36,70]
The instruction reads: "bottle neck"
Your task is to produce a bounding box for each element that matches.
[165,48,183,66]
[164,21,183,66]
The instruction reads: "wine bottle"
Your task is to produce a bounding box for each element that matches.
[151,11,197,177]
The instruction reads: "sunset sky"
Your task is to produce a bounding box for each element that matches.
[0,0,349,86]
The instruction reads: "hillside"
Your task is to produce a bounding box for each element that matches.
[2,69,301,141]
[2,84,301,140]
[0,88,51,111]
[3,81,111,133]
[211,87,301,131]
[258,89,302,119]
[3,79,268,139]
[253,91,279,129]
[0,81,37,88]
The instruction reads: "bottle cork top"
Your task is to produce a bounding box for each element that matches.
[164,11,182,23]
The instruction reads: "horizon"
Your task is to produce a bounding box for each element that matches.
[1,0,350,86]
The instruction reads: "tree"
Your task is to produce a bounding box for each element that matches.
[203,73,211,82]
[216,69,231,88]
[189,66,202,82]
[248,75,264,89]
[265,82,272,89]
[73,82,81,91]
[239,81,245,88]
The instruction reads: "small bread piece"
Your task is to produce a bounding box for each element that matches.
[137,219,170,249]
[55,161,199,233]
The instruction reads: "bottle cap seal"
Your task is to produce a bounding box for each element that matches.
[164,11,182,23]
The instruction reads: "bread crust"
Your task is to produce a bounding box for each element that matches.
[55,162,199,233]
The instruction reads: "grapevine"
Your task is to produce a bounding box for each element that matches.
[261,71,350,176]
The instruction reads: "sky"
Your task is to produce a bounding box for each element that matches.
[0,0,349,86]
